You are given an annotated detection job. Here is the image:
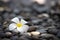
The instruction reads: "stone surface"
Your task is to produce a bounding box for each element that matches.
[0,0,60,40]
[31,31,40,36]
[5,32,12,37]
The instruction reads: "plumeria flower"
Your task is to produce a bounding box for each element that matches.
[9,17,29,33]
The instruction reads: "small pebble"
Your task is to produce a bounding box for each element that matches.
[31,31,40,36]
[5,32,12,37]
[0,7,4,12]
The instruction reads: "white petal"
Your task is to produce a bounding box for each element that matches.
[11,17,19,23]
[21,19,28,24]
[9,23,17,30]
[12,29,19,33]
[17,25,29,33]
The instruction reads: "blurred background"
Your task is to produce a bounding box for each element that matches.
[0,0,60,40]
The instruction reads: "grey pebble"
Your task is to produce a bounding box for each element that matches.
[2,38,11,40]
[36,29,47,33]
[0,31,6,38]
[47,28,58,35]
[10,36,18,40]
[5,32,12,37]
[57,31,60,38]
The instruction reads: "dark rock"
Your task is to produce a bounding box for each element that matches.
[23,7,32,12]
[2,38,11,40]
[28,26,37,32]
[0,31,5,38]
[41,34,53,38]
[13,8,20,14]
[2,0,10,3]
[57,31,60,38]
[0,23,3,30]
[32,3,49,13]
[10,36,18,40]
[32,19,41,25]
[0,16,2,23]
[18,35,30,40]
[3,12,9,19]
[40,33,60,40]
[20,0,33,6]
[47,28,58,35]
[36,29,47,33]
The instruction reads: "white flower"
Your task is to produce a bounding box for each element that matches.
[9,17,29,33]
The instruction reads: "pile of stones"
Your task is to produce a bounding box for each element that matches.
[0,0,60,40]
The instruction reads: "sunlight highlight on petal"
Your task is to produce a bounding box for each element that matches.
[21,19,28,24]
[9,23,17,30]
[17,25,29,33]
[11,17,19,23]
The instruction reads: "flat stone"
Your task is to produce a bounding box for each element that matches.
[10,36,18,40]
[36,29,47,33]
[0,7,4,12]
[2,0,10,3]
[0,31,5,38]
[31,31,40,36]
[28,26,37,32]
[41,34,53,38]
[38,14,49,18]
[2,38,10,40]
[47,28,58,35]
[57,31,60,38]
[5,32,12,37]
[19,35,30,40]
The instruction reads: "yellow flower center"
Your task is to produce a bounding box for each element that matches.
[16,23,23,28]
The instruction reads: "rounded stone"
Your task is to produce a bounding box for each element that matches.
[2,38,10,40]
[47,28,58,35]
[5,32,12,37]
[10,36,18,40]
[28,26,37,32]
[2,0,10,3]
[0,31,5,38]
[0,7,4,12]
[57,31,60,38]
[31,31,40,36]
